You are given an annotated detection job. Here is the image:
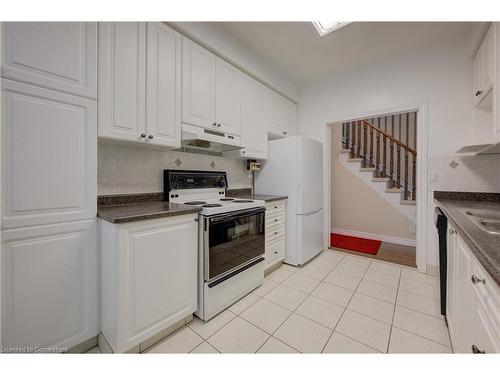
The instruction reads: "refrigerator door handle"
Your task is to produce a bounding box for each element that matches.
[300,208,322,216]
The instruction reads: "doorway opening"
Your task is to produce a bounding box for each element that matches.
[327,111,420,268]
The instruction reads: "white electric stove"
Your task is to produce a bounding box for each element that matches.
[164,170,266,321]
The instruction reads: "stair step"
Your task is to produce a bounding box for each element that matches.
[340,149,351,154]
[359,167,376,172]
[347,158,363,163]
[372,177,390,182]
[386,188,403,194]
[400,200,416,206]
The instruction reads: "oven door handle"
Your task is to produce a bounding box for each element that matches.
[208,207,265,223]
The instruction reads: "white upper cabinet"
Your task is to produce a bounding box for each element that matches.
[146,22,182,148]
[98,22,147,142]
[1,79,97,229]
[98,22,181,148]
[266,89,297,139]
[181,37,216,129]
[215,57,242,135]
[237,76,268,159]
[473,25,494,107]
[2,22,97,99]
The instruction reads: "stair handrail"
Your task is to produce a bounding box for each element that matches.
[360,119,416,156]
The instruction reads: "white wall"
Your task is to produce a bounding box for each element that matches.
[297,33,500,268]
[170,22,299,102]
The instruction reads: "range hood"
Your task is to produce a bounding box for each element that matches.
[181,124,243,151]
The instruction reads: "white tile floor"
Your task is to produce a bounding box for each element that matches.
[89,249,452,354]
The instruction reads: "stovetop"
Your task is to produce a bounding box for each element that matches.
[178,197,265,216]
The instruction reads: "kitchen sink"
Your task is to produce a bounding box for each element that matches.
[479,220,500,234]
[465,210,500,221]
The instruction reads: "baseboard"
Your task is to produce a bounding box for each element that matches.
[331,227,416,247]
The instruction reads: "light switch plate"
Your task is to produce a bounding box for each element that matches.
[429,172,438,183]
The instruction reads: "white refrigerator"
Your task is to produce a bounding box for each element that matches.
[255,135,324,265]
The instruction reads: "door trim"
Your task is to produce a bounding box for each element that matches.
[326,102,428,273]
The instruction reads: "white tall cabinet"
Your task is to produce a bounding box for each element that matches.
[98,22,181,148]
[1,22,98,351]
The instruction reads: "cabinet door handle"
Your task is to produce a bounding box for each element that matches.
[274,218,278,222]
[140,133,146,138]
[475,90,483,97]
[274,251,278,254]
[274,232,278,235]
[274,206,278,209]
[148,134,154,140]
[471,275,485,285]
[471,344,486,354]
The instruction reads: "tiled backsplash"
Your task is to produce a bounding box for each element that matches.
[98,142,252,195]
[428,154,500,192]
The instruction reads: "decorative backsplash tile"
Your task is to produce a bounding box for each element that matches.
[98,142,252,195]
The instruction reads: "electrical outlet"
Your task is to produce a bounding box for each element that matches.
[410,224,417,234]
[429,172,438,184]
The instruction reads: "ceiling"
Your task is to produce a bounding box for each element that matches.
[212,22,473,86]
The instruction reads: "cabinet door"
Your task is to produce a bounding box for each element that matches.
[118,216,198,350]
[266,89,288,138]
[146,23,181,148]
[240,77,268,158]
[1,79,97,229]
[98,22,146,142]
[1,220,98,350]
[2,22,97,99]
[446,225,457,336]
[215,57,242,135]
[181,37,215,129]
[481,26,493,93]
[453,236,475,353]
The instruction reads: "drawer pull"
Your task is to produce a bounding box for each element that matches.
[471,345,485,354]
[274,218,278,222]
[274,231,278,235]
[274,251,278,254]
[471,275,485,285]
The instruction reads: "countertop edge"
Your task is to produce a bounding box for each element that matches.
[97,207,201,224]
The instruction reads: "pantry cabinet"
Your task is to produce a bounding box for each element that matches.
[1,79,97,229]
[1,22,97,99]
[264,200,286,270]
[446,223,500,353]
[100,214,198,353]
[98,22,181,148]
[1,220,98,350]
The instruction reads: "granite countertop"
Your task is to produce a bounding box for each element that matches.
[226,188,287,203]
[97,193,201,224]
[434,191,500,286]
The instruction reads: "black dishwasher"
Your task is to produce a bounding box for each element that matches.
[434,207,447,316]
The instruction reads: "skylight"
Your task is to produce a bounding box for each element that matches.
[312,21,351,36]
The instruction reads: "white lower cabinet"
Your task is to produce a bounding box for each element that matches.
[446,223,500,353]
[100,214,198,353]
[264,200,286,270]
[1,220,98,350]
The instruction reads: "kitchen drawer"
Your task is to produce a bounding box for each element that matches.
[266,214,285,228]
[266,225,284,243]
[265,200,286,214]
[265,237,284,267]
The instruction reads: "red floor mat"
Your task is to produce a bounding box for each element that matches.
[330,233,382,255]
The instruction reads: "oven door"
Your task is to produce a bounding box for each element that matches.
[203,207,265,281]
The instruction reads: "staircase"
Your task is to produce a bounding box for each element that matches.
[338,113,417,223]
